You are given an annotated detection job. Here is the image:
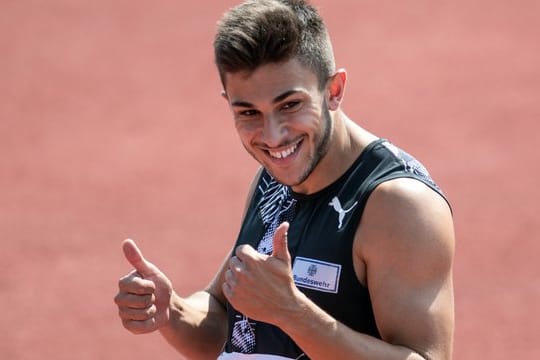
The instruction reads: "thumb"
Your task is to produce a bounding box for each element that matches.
[122,239,157,278]
[271,222,291,262]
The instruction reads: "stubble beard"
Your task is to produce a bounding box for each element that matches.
[294,102,332,187]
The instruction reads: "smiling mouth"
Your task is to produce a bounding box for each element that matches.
[267,139,302,159]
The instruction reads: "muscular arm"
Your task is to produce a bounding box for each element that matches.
[159,168,266,358]
[158,258,230,359]
[116,168,265,359]
[241,178,454,359]
[360,178,455,359]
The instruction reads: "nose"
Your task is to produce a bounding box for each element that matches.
[262,114,285,148]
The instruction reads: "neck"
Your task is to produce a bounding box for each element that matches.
[291,111,378,194]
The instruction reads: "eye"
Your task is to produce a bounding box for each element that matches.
[238,109,260,118]
[281,100,301,111]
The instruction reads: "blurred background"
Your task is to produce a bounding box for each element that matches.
[1,0,539,359]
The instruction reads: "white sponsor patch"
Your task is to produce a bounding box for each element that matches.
[292,257,341,294]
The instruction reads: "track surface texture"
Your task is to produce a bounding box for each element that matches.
[2,1,539,359]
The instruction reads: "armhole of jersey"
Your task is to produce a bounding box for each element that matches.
[239,167,265,223]
[367,174,452,215]
[374,140,453,214]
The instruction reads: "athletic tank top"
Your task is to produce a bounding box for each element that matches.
[218,139,448,359]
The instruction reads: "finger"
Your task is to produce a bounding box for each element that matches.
[234,244,259,261]
[224,268,236,286]
[122,239,157,278]
[121,318,157,335]
[222,281,233,301]
[271,221,291,262]
[118,304,157,321]
[229,256,244,273]
[114,292,155,309]
[118,271,156,295]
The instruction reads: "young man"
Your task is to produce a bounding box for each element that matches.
[114,1,455,359]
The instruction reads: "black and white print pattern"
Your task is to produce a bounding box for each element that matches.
[382,141,441,191]
[258,175,296,226]
[256,174,296,254]
[231,315,256,353]
[230,173,297,354]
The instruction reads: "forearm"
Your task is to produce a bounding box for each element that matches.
[159,291,228,360]
[279,291,428,360]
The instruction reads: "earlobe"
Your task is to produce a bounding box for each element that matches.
[327,69,347,111]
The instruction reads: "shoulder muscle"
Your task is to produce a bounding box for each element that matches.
[355,178,455,358]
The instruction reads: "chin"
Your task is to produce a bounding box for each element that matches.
[269,168,309,188]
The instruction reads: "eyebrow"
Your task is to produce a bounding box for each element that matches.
[231,89,300,108]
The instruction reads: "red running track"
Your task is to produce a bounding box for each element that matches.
[1,1,539,359]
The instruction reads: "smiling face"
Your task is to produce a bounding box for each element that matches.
[224,58,333,191]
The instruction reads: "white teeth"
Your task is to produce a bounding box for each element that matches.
[270,144,297,159]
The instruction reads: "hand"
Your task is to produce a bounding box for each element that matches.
[222,222,300,325]
[114,239,173,334]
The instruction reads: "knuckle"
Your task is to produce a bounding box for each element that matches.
[115,293,154,310]
[146,305,157,317]
[117,277,129,290]
[118,305,155,321]
[134,279,156,294]
[113,293,123,305]
[144,293,156,307]
[235,245,249,256]
[129,294,153,309]
[120,280,155,296]
[229,257,246,273]
[118,308,130,320]
[224,270,236,287]
[118,271,138,287]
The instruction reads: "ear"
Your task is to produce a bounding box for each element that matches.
[326,69,347,111]
[221,90,228,101]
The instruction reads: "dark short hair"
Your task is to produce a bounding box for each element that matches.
[214,0,335,89]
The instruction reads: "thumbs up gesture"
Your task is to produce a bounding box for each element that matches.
[222,222,301,326]
[114,239,173,334]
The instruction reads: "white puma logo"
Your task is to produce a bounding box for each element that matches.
[328,196,358,229]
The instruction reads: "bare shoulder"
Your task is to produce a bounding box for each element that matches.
[356,177,454,262]
[354,177,455,357]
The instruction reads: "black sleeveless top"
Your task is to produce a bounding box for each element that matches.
[220,139,448,359]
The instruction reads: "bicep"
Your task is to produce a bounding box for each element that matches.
[358,178,455,358]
